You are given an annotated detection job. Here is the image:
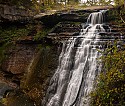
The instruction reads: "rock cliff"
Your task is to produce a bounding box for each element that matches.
[0,4,34,22]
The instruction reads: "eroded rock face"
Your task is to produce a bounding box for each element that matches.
[0,4,33,22]
[2,44,37,74]
[22,45,61,105]
[0,33,61,105]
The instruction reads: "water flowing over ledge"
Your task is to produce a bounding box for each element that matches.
[44,10,111,106]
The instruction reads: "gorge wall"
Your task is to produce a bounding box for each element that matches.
[0,6,124,106]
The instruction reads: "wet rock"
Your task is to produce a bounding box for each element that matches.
[0,81,13,99]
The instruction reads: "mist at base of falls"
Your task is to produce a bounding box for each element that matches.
[44,10,111,106]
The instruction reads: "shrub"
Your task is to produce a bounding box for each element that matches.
[91,43,125,106]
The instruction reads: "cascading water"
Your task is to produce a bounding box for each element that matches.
[44,10,110,106]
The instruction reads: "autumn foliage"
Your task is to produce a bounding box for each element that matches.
[91,43,125,106]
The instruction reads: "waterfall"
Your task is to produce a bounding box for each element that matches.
[45,10,110,106]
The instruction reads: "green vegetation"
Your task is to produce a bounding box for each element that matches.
[114,0,125,6]
[91,42,125,106]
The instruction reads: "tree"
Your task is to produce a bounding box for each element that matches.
[91,44,125,106]
[113,0,125,6]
